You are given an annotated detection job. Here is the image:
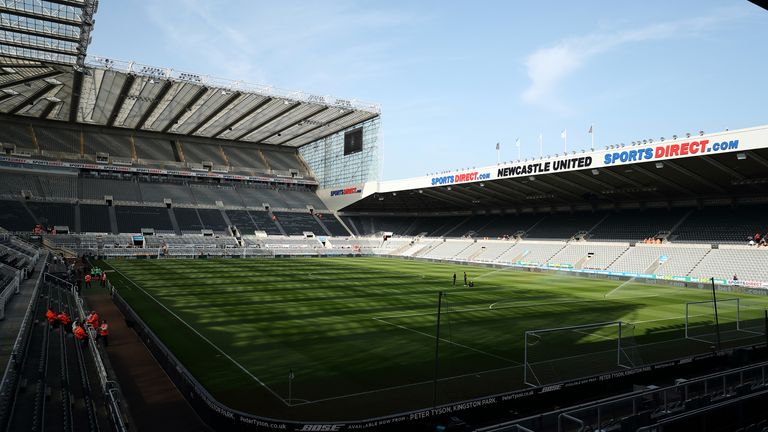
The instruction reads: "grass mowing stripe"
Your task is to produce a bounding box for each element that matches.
[103,261,289,406]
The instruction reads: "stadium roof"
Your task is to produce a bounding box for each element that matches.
[0,0,97,66]
[0,54,380,148]
[343,125,768,213]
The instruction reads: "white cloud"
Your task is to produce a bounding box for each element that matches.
[521,11,740,113]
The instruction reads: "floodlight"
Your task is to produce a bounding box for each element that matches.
[655,162,664,169]
[737,153,747,160]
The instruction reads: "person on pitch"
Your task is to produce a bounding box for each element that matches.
[463,272,468,286]
[453,272,456,287]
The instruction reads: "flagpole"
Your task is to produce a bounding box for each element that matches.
[496,142,500,164]
[539,133,543,158]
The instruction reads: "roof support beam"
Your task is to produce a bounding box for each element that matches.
[210,96,272,138]
[105,74,135,127]
[160,86,208,133]
[39,99,61,118]
[0,69,61,90]
[700,156,746,181]
[39,0,88,8]
[134,80,174,130]
[0,23,80,43]
[274,109,355,145]
[68,68,83,122]
[8,82,56,114]
[631,165,696,196]
[289,113,379,148]
[0,36,78,56]
[665,161,726,193]
[259,106,329,143]
[187,92,242,135]
[421,188,472,208]
[0,5,83,26]
[233,102,301,141]
[745,151,768,170]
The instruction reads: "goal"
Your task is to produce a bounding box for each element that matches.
[685,298,765,345]
[523,321,640,387]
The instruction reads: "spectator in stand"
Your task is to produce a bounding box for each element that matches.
[100,272,107,288]
[45,308,56,326]
[73,323,87,344]
[733,274,739,281]
[98,320,109,347]
[86,311,99,328]
[57,311,71,332]
[84,273,91,289]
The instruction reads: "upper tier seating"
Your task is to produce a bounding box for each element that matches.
[134,136,176,162]
[673,205,768,244]
[526,212,606,239]
[80,177,141,202]
[174,208,204,232]
[223,147,269,170]
[139,182,194,204]
[84,132,133,158]
[115,206,173,232]
[80,204,111,233]
[190,184,243,206]
[181,141,225,165]
[589,208,689,241]
[196,209,229,232]
[273,212,324,235]
[0,200,33,231]
[316,214,349,236]
[26,202,75,229]
[476,213,545,238]
[36,126,80,154]
[547,242,629,270]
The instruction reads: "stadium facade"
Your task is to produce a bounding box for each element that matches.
[1,2,768,431]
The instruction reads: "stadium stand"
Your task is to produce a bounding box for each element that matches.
[134,136,177,162]
[79,204,112,233]
[315,214,349,236]
[35,125,81,155]
[115,206,173,233]
[196,209,229,232]
[223,146,269,171]
[190,184,243,206]
[83,132,133,158]
[0,200,33,231]
[181,141,226,165]
[26,202,76,229]
[138,181,195,204]
[589,208,689,241]
[607,243,712,276]
[247,211,282,235]
[525,212,606,239]
[0,171,43,197]
[0,119,32,148]
[174,207,205,232]
[80,177,141,202]
[689,245,768,282]
[273,212,324,235]
[547,241,630,269]
[672,204,768,244]
[225,210,260,234]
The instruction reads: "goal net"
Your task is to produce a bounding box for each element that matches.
[685,298,765,345]
[523,321,641,387]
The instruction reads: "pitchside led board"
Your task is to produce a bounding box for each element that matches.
[344,127,364,156]
[374,124,768,193]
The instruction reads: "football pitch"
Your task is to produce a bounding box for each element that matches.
[98,257,768,421]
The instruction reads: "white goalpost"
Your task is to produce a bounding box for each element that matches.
[685,298,765,345]
[523,321,638,387]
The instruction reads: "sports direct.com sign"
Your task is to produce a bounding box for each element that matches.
[380,125,767,194]
[602,139,739,165]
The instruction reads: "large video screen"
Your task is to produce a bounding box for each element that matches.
[344,128,363,155]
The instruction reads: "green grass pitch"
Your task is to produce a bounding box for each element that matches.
[97,257,768,421]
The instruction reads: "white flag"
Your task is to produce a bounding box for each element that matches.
[588,125,593,134]
[560,129,567,140]
[515,138,520,147]
[495,142,500,150]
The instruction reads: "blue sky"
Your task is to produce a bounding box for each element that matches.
[89,1,768,181]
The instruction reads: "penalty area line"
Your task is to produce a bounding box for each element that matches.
[104,264,290,406]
